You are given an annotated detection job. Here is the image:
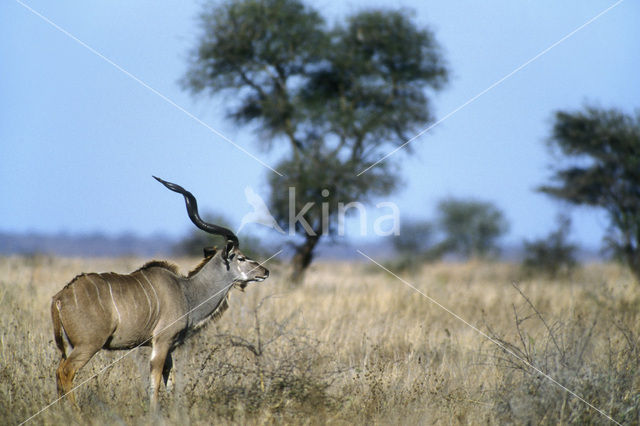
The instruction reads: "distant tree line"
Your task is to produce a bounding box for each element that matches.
[392,198,510,264]
[391,198,579,278]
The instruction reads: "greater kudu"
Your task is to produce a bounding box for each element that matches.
[51,177,269,409]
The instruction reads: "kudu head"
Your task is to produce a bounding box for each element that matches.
[224,243,269,290]
[153,176,269,287]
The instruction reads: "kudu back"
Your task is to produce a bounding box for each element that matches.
[51,177,269,409]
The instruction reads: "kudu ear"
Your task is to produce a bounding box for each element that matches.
[203,246,217,258]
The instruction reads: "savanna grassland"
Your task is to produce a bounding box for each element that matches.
[1,255,639,425]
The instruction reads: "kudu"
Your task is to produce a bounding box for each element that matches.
[51,177,269,409]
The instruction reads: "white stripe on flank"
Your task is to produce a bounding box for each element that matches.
[72,285,78,307]
[133,277,153,329]
[85,275,106,312]
[140,271,160,317]
[107,281,122,324]
[130,289,139,310]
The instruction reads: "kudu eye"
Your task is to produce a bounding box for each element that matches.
[237,256,246,262]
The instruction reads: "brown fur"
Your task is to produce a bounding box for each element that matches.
[51,300,66,359]
[63,273,86,290]
[211,296,229,322]
[135,257,219,279]
[69,257,216,282]
[135,260,180,275]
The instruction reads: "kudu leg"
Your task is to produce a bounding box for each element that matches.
[149,342,171,410]
[162,352,174,393]
[56,345,101,406]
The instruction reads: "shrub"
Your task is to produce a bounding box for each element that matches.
[521,214,578,278]
[486,284,639,424]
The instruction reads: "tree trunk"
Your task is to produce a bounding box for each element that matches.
[290,234,320,285]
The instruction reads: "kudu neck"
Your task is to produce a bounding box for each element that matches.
[187,254,234,287]
[182,254,235,328]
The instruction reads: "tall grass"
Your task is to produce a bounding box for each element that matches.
[0,255,638,424]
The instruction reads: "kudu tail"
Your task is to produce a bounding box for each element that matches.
[51,298,67,359]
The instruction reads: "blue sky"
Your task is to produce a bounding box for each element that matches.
[1,0,638,250]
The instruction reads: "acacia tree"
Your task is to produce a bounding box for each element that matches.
[436,199,509,260]
[539,107,640,281]
[182,0,448,282]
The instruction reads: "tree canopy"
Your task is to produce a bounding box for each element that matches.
[183,0,448,282]
[539,106,640,280]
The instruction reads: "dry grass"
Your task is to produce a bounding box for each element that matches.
[1,255,638,425]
